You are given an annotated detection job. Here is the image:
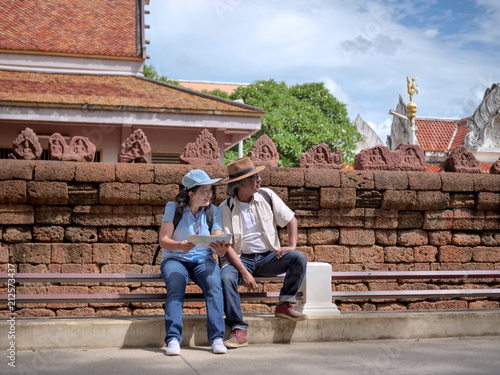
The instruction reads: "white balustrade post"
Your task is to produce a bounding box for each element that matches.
[295,262,340,316]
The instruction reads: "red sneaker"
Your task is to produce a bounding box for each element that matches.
[223,329,248,348]
[275,302,307,321]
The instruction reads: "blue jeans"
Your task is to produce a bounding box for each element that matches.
[160,257,225,345]
[220,250,307,331]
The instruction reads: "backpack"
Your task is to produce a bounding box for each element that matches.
[152,205,214,265]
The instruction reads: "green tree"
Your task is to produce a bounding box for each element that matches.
[142,64,180,86]
[227,79,363,166]
[201,88,230,99]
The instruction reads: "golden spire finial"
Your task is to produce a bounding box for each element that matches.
[406,77,417,120]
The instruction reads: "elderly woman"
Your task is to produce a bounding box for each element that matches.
[159,170,227,356]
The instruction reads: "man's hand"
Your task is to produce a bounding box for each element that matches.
[241,270,257,289]
[276,246,295,259]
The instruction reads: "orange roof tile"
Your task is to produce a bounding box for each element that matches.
[416,119,460,152]
[426,165,444,172]
[0,0,139,58]
[178,82,246,95]
[481,162,493,174]
[0,70,264,115]
[450,118,470,150]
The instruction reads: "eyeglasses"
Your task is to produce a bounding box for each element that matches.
[251,173,260,181]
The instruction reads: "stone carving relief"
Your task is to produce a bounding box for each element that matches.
[444,145,481,173]
[118,129,151,163]
[465,83,500,151]
[299,143,342,169]
[249,134,279,167]
[49,133,96,162]
[180,129,220,165]
[354,144,426,171]
[9,127,43,160]
[490,158,500,174]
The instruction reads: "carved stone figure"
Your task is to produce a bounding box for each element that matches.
[490,158,500,174]
[354,145,391,170]
[444,145,481,173]
[394,144,426,171]
[118,129,151,163]
[180,129,220,165]
[249,134,279,167]
[299,143,342,169]
[9,127,43,160]
[48,133,96,162]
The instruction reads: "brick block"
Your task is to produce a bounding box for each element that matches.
[0,204,34,225]
[441,173,474,192]
[140,184,178,205]
[27,181,68,204]
[452,208,484,230]
[32,225,64,242]
[339,228,375,245]
[407,171,441,190]
[52,243,93,264]
[476,192,500,211]
[68,183,99,206]
[0,160,34,180]
[471,246,500,262]
[127,228,159,244]
[296,246,314,262]
[65,227,98,243]
[374,230,397,246]
[56,308,96,317]
[98,227,127,242]
[153,205,166,226]
[100,264,142,273]
[16,263,48,273]
[72,206,153,226]
[397,229,428,246]
[422,210,454,230]
[0,180,27,203]
[75,162,115,182]
[483,211,500,230]
[270,168,304,187]
[473,173,500,192]
[0,244,8,263]
[287,188,319,210]
[304,168,340,188]
[320,188,356,208]
[416,191,449,210]
[99,182,140,205]
[364,209,398,229]
[381,190,416,210]
[451,232,480,246]
[131,244,158,264]
[340,170,374,189]
[35,206,72,225]
[355,190,382,208]
[384,246,414,263]
[61,264,99,273]
[434,300,468,310]
[397,211,423,229]
[10,243,51,263]
[373,171,408,190]
[93,243,132,264]
[350,245,384,263]
[313,245,349,263]
[414,245,438,262]
[481,231,500,246]
[115,163,154,183]
[438,245,472,263]
[271,187,288,204]
[469,300,500,309]
[154,164,193,184]
[295,209,331,228]
[307,228,339,245]
[34,161,75,181]
[449,193,475,208]
[331,208,364,227]
[279,228,307,246]
[3,227,32,242]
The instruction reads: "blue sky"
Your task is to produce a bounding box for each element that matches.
[145,0,500,144]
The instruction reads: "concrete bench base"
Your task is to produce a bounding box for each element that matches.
[2,309,499,350]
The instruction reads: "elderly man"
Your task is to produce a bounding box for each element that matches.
[215,157,307,349]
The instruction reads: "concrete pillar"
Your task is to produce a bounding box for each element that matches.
[295,262,340,316]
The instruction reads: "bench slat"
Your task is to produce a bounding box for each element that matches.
[331,288,500,300]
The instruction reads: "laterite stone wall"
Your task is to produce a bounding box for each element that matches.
[0,160,499,317]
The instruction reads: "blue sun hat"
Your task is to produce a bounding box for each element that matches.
[182,169,221,189]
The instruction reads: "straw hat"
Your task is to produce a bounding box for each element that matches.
[220,157,266,184]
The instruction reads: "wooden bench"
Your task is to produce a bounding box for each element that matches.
[1,270,499,306]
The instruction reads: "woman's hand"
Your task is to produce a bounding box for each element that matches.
[179,240,196,253]
[209,241,230,257]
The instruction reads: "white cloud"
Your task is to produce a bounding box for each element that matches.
[424,29,439,38]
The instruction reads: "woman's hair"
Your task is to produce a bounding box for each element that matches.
[174,185,200,215]
[226,179,246,198]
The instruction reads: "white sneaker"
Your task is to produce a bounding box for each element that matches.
[166,339,180,356]
[211,338,227,354]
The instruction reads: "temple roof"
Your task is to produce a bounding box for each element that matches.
[0,0,140,58]
[0,70,264,115]
[415,117,465,152]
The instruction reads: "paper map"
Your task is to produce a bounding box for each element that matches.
[187,234,232,248]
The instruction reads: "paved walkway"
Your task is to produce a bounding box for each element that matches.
[8,336,500,375]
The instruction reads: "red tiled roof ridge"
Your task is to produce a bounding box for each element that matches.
[415,116,461,122]
[176,79,249,86]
